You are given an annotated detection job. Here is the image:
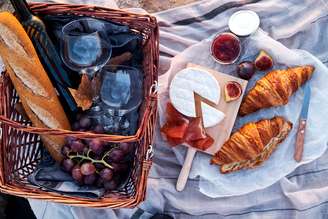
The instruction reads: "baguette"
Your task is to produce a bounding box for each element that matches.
[0,12,70,162]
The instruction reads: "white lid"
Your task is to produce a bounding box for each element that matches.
[229,10,260,36]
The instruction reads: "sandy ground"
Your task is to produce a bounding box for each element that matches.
[115,0,199,12]
[0,0,200,13]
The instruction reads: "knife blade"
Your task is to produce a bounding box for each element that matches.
[294,82,311,162]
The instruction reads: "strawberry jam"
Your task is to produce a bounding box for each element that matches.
[211,32,241,64]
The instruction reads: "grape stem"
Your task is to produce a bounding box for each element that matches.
[68,153,114,169]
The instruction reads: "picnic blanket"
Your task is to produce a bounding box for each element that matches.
[26,0,328,218]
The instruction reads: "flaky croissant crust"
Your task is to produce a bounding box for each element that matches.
[211,117,292,174]
[239,65,314,116]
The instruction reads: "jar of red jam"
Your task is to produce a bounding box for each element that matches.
[211,32,241,64]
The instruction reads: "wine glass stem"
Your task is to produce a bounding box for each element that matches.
[80,66,100,78]
[114,116,122,133]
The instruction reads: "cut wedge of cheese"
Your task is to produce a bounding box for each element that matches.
[201,102,225,127]
[169,67,225,128]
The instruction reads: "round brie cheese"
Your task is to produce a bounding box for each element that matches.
[169,67,225,128]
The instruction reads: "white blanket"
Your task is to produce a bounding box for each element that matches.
[27,0,328,218]
[158,29,328,197]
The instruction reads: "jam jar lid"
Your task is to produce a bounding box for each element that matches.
[228,10,260,36]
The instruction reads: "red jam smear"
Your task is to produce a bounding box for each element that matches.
[211,33,241,63]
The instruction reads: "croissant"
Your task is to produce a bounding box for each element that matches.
[239,65,315,116]
[211,117,292,174]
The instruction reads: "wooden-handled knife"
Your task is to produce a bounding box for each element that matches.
[294,82,311,162]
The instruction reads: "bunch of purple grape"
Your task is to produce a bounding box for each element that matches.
[61,116,135,190]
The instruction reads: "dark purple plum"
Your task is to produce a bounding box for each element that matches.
[237,61,255,80]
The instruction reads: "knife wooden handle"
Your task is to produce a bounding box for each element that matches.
[294,119,306,162]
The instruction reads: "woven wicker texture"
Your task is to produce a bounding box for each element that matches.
[0,2,159,208]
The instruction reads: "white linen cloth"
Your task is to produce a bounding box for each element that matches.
[20,0,328,218]
[158,29,328,197]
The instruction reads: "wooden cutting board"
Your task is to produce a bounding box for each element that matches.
[185,63,248,155]
[176,63,248,191]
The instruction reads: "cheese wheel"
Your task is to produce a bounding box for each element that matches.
[169,67,225,128]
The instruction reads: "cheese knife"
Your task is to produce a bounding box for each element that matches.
[294,82,311,162]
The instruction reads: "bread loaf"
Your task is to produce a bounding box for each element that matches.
[0,12,70,162]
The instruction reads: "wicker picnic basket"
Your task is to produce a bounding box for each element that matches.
[0,2,159,208]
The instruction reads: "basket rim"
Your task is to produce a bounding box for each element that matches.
[29,2,157,21]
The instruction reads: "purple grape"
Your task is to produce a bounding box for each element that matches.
[93,125,105,134]
[71,140,85,153]
[84,174,97,185]
[89,153,101,160]
[83,147,89,155]
[80,162,96,175]
[62,159,74,172]
[61,145,71,156]
[109,149,125,162]
[94,163,106,170]
[65,136,77,144]
[79,116,92,128]
[119,143,134,154]
[104,180,118,190]
[72,122,80,131]
[76,113,83,120]
[83,139,92,146]
[111,163,128,173]
[89,139,104,155]
[99,168,113,181]
[96,178,104,187]
[72,165,83,183]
